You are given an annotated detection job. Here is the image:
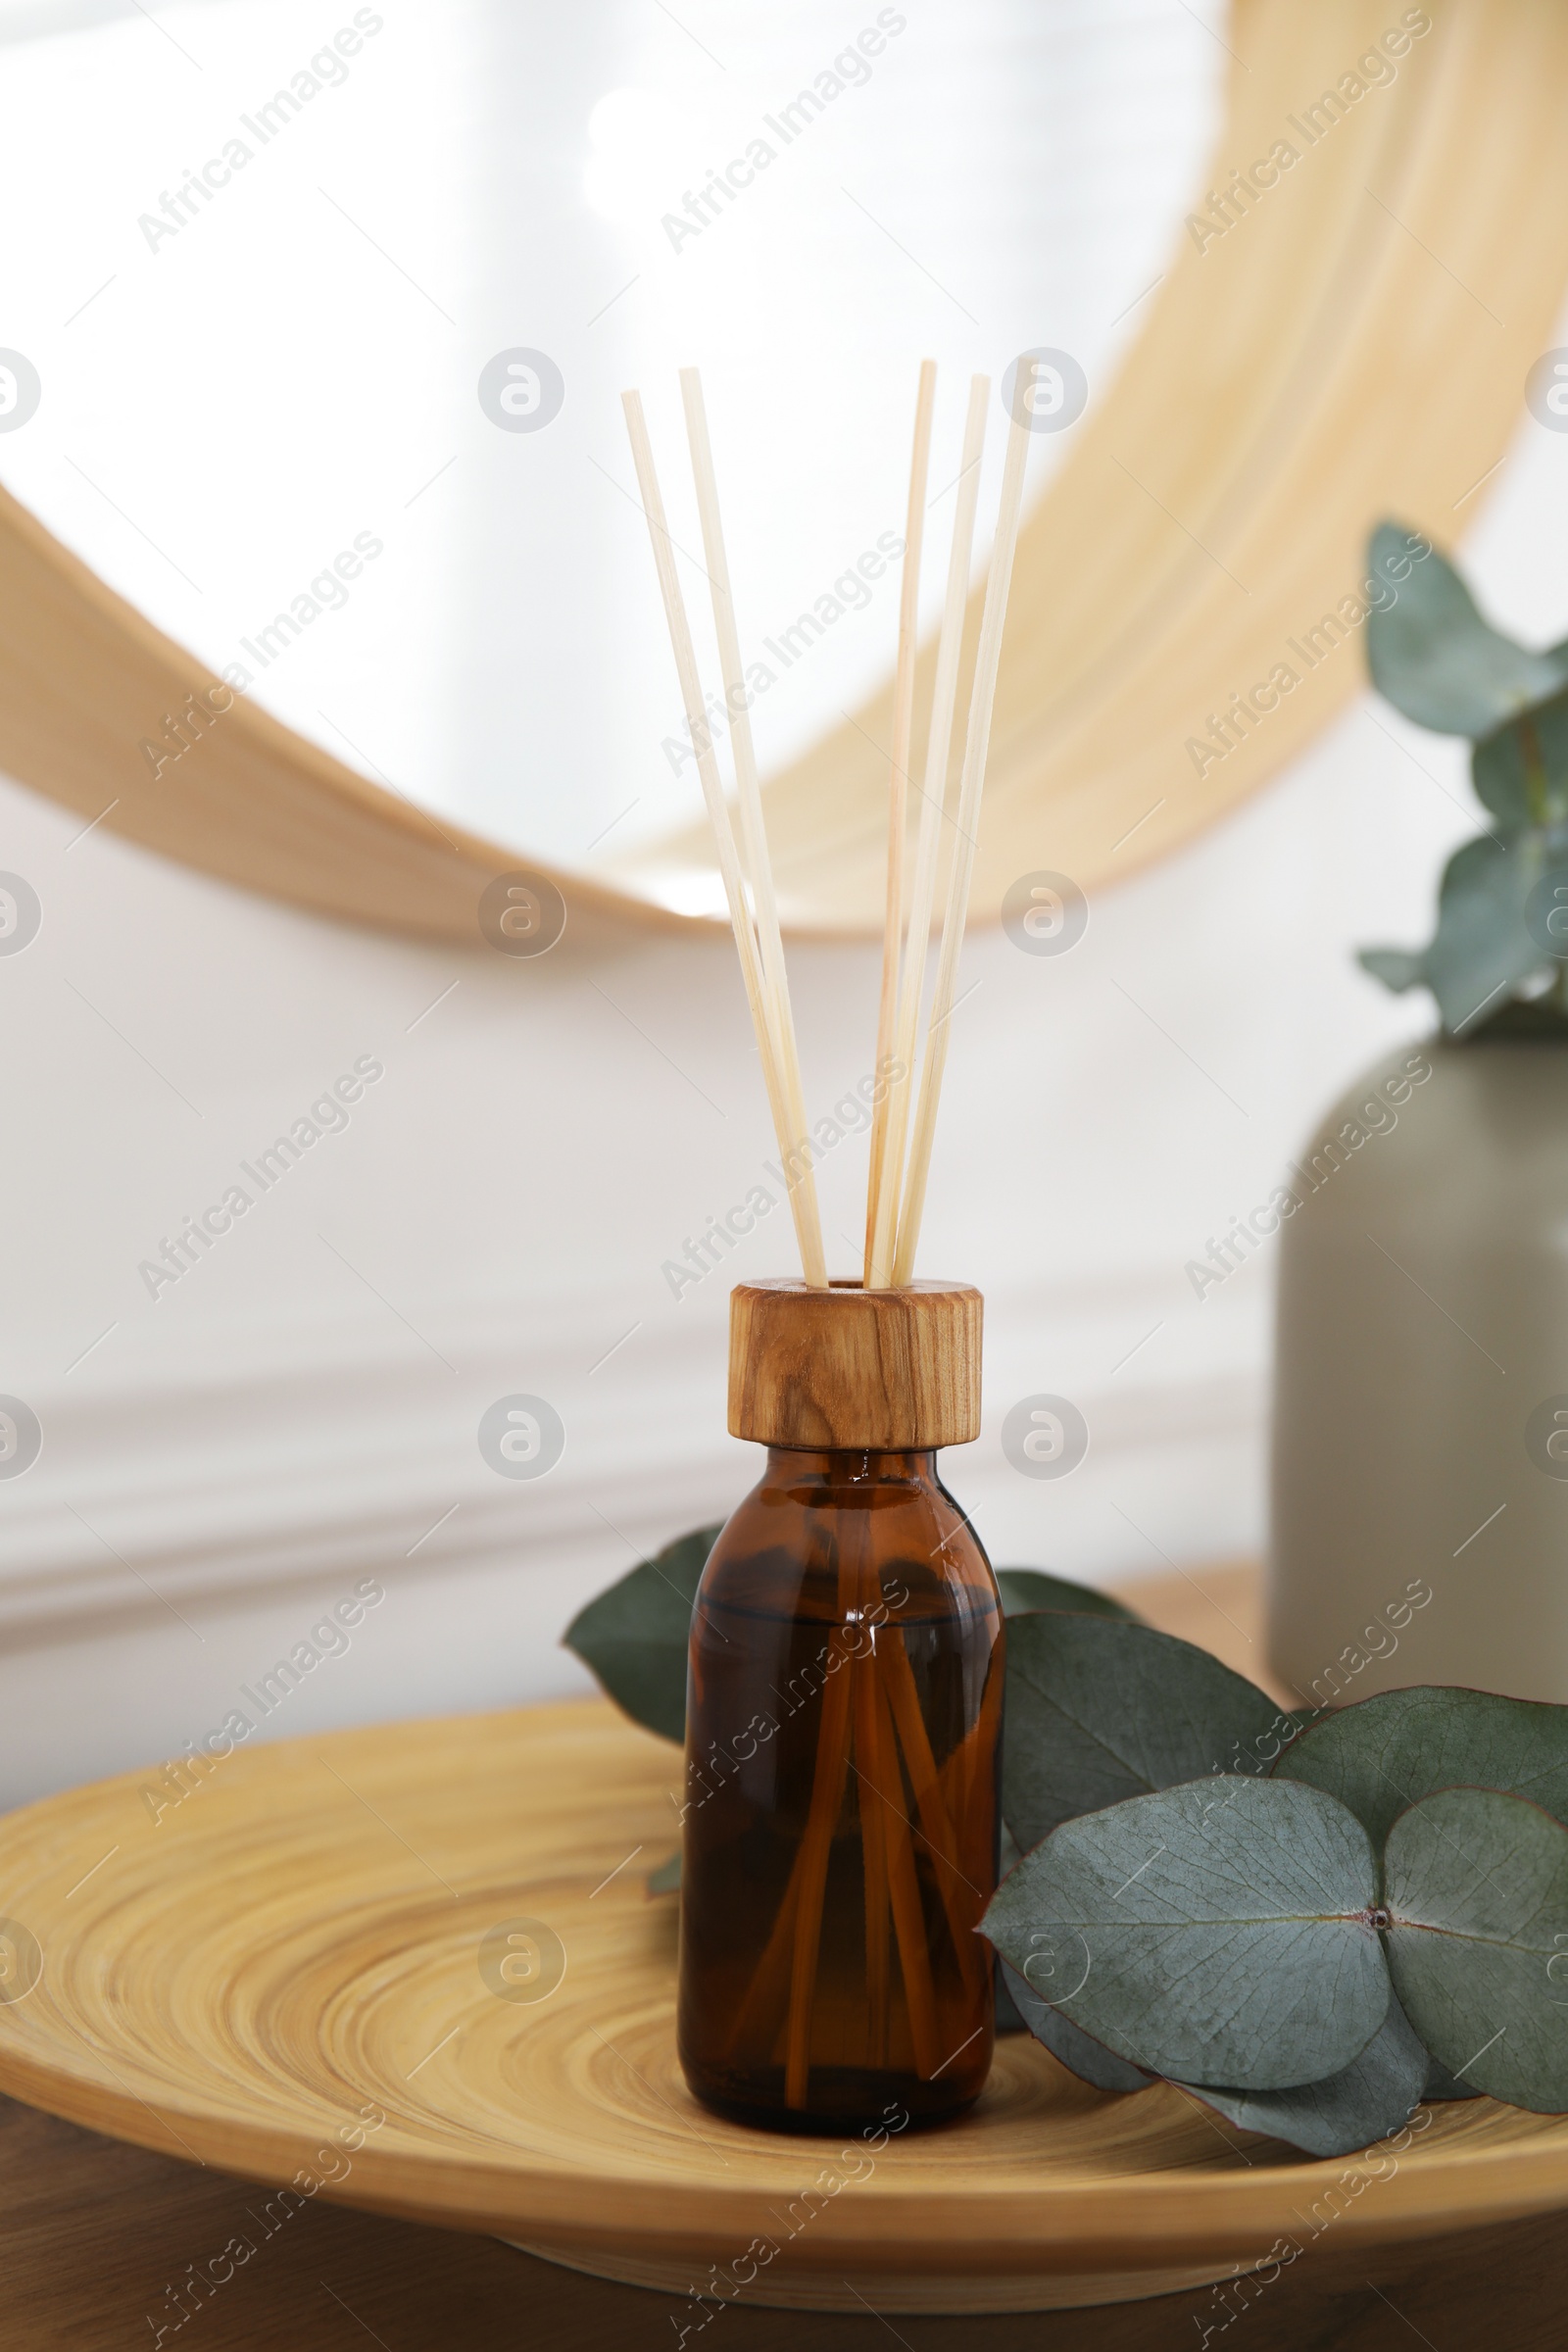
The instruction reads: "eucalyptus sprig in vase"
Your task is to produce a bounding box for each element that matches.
[1269,523,1568,1704]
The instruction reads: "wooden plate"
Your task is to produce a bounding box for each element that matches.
[1,1696,1568,2315]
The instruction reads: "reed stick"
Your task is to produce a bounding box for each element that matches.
[862,359,937,1289]
[939,1634,1004,1844]
[722,1866,800,2063]
[893,398,1031,1286]
[867,376,990,1290]
[752,1611,949,2094]
[870,1672,942,2079]
[853,1601,892,2067]
[783,1550,858,2108]
[727,1611,934,2092]
[620,390,823,1285]
[719,1521,860,2070]
[878,1634,981,1996]
[679,368,827,1289]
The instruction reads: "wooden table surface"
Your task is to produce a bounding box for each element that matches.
[5,1564,1567,2349]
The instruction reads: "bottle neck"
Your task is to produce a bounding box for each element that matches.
[762,1446,939,1486]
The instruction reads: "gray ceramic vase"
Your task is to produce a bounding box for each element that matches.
[1267,1030,1568,1706]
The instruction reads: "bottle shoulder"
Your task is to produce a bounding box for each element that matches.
[698,1455,998,1628]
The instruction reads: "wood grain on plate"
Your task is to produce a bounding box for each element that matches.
[0,1565,1562,2315]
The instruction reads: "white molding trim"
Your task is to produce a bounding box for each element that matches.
[0,1274,1264,1641]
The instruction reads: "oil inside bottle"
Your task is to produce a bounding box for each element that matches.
[677,1446,1003,2131]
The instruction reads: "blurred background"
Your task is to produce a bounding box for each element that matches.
[1,0,1562,1804]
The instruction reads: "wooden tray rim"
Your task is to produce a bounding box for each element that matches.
[2,1700,1568,2271]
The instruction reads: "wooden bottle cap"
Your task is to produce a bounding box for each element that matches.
[728,1279,983,1451]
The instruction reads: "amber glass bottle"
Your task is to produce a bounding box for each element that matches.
[677,1280,1003,2132]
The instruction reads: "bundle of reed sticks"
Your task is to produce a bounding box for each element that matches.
[622,363,1029,1289]
[728,1530,1000,2105]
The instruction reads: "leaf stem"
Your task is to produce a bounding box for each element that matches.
[1519,717,1549,830]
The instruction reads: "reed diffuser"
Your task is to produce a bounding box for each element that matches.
[624,362,1028,2129]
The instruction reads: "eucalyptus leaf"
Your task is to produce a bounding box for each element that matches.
[1423,2050,1483,2103]
[982,1778,1388,2089]
[1472,690,1568,831]
[1002,1613,1297,1852]
[1396,833,1544,1036]
[1274,1686,1568,1851]
[1178,1994,1428,2158]
[1366,521,1568,737]
[995,1568,1144,1625]
[1357,947,1428,995]
[1385,1787,1568,2113]
[999,1958,1154,2092]
[563,1523,722,1742]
